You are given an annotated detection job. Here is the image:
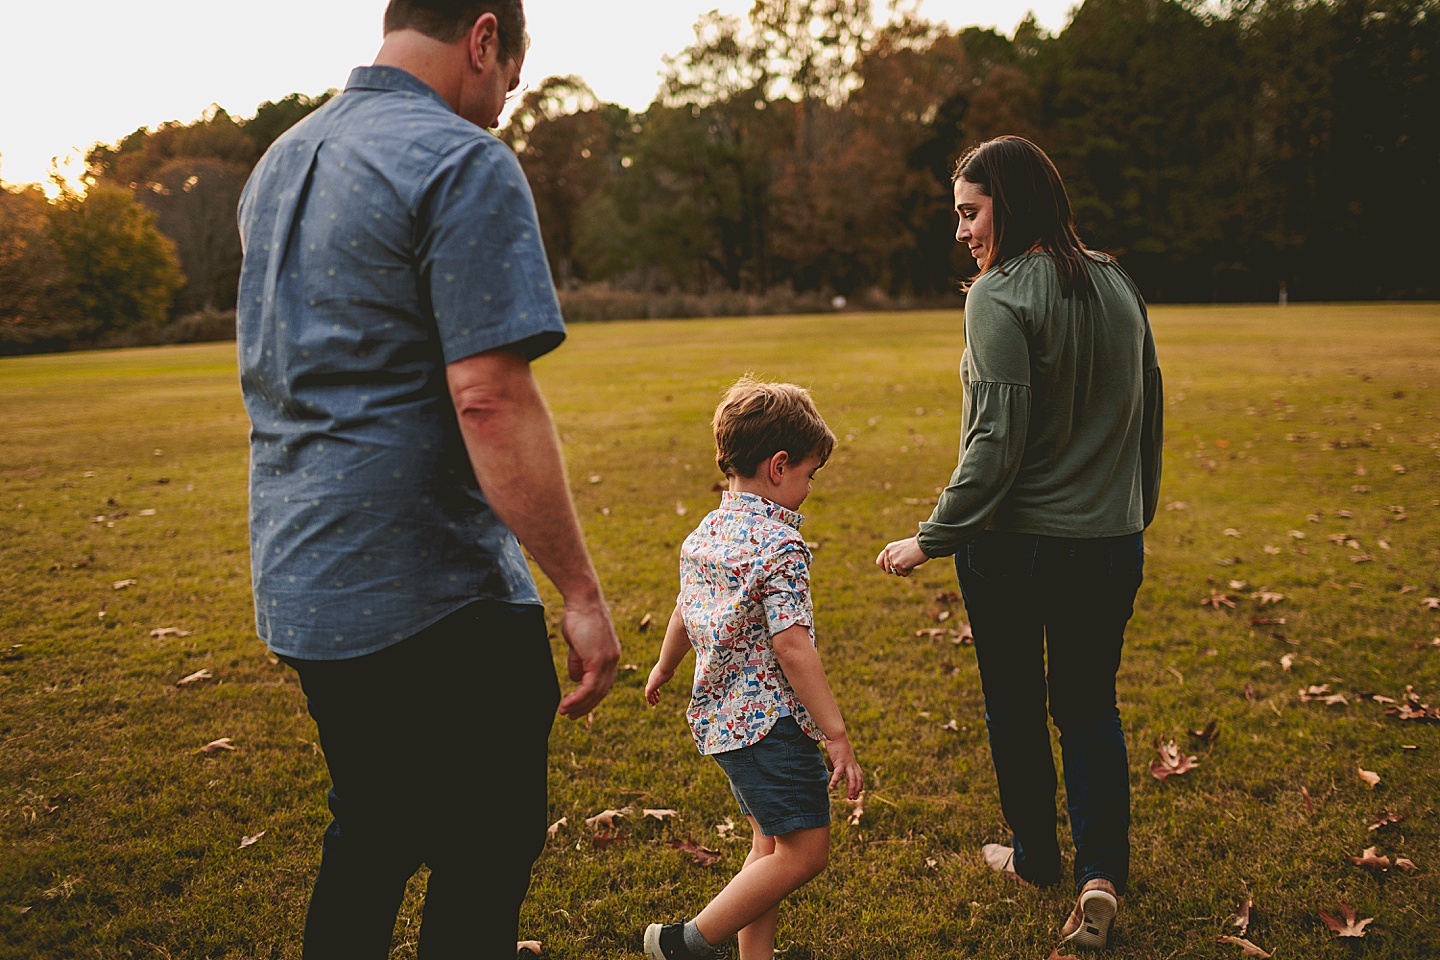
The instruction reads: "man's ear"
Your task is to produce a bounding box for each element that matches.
[468,12,500,71]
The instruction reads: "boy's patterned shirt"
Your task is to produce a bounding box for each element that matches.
[679,490,822,755]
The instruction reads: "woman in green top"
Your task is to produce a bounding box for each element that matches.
[876,136,1163,950]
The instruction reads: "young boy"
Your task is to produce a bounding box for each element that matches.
[644,377,863,960]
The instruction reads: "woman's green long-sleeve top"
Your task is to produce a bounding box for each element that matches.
[916,252,1163,558]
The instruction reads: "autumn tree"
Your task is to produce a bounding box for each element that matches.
[47,184,184,341]
[0,186,79,354]
[135,157,247,311]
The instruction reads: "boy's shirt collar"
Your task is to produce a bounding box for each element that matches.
[719,489,805,531]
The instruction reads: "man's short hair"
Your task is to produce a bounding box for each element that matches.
[383,0,526,62]
[713,377,836,479]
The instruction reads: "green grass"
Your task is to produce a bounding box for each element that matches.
[2,305,1438,959]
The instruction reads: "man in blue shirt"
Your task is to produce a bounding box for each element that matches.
[236,2,620,955]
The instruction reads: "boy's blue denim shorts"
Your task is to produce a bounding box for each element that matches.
[710,716,831,837]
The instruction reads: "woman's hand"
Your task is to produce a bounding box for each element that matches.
[875,537,930,578]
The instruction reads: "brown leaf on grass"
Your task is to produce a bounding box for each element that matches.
[1224,528,1242,537]
[199,738,235,754]
[1299,684,1348,706]
[150,627,192,638]
[1263,545,1282,554]
[1202,591,1237,610]
[637,613,653,631]
[643,808,679,821]
[1395,857,1418,872]
[1228,579,1249,591]
[584,807,631,830]
[1251,591,1285,604]
[1150,741,1199,781]
[952,622,973,645]
[675,501,688,516]
[175,669,213,687]
[935,590,960,604]
[1215,935,1271,958]
[915,628,949,639]
[1319,903,1373,937]
[846,791,866,826]
[1046,949,1081,960]
[940,718,959,731]
[239,830,265,849]
[1244,683,1256,701]
[547,817,566,838]
[1421,597,1440,610]
[1367,812,1402,832]
[517,940,543,955]
[590,833,627,851]
[667,838,722,866]
[1232,898,1254,934]
[1188,720,1220,743]
[1280,654,1294,672]
[1358,766,1381,788]
[1349,846,1393,871]
[112,579,137,590]
[1301,785,1314,815]
[934,609,951,622]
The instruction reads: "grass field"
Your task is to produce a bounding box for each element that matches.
[2,304,1438,959]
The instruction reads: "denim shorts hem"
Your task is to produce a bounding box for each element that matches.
[757,810,831,838]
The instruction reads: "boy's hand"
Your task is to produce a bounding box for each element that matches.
[644,664,674,706]
[823,735,864,800]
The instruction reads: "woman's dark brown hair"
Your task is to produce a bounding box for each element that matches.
[954,136,1098,298]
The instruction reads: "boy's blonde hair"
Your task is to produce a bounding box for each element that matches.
[713,376,836,478]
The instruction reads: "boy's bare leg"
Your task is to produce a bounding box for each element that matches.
[695,824,829,952]
[733,819,779,960]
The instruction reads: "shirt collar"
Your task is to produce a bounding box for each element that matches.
[720,490,805,530]
[343,65,454,112]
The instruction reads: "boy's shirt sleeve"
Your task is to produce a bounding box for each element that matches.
[760,538,814,640]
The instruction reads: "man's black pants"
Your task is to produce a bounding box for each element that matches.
[284,601,560,959]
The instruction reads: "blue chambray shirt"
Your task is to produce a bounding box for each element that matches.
[236,66,566,660]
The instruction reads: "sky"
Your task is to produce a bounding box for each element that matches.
[0,0,1077,193]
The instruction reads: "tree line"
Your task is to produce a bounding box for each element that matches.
[2,0,1435,354]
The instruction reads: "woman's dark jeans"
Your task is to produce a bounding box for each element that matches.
[283,600,560,959]
[957,530,1143,894]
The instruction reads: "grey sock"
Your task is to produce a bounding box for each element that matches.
[683,920,718,957]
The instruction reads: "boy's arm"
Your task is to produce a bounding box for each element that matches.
[645,606,692,706]
[772,625,863,799]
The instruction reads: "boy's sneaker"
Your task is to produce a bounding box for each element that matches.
[644,922,706,960]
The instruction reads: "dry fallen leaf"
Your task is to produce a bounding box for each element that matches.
[1422,597,1440,610]
[667,838,722,866]
[1367,812,1402,832]
[643,808,679,821]
[1357,766,1381,788]
[847,791,866,826]
[239,830,265,849]
[1188,720,1220,743]
[1395,857,1418,872]
[1301,785,1314,816]
[199,738,235,754]
[1215,935,1271,958]
[940,719,959,731]
[1202,591,1237,610]
[547,817,567,838]
[1319,903,1373,938]
[1349,845,1393,872]
[584,807,632,830]
[1150,741,1199,781]
[590,833,627,851]
[1046,949,1080,960]
[952,622,973,645]
[517,941,542,955]
[1280,654,1294,672]
[150,627,192,639]
[675,501,688,516]
[637,613,653,631]
[1251,591,1285,604]
[112,579,137,590]
[1232,898,1254,934]
[715,816,736,838]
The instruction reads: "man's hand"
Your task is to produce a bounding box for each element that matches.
[558,600,620,719]
[824,735,864,800]
[875,536,930,577]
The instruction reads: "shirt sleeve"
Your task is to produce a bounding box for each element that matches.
[1140,316,1164,528]
[760,540,814,639]
[416,137,567,364]
[917,279,1033,558]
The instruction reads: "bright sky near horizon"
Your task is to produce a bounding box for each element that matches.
[0,0,1076,193]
